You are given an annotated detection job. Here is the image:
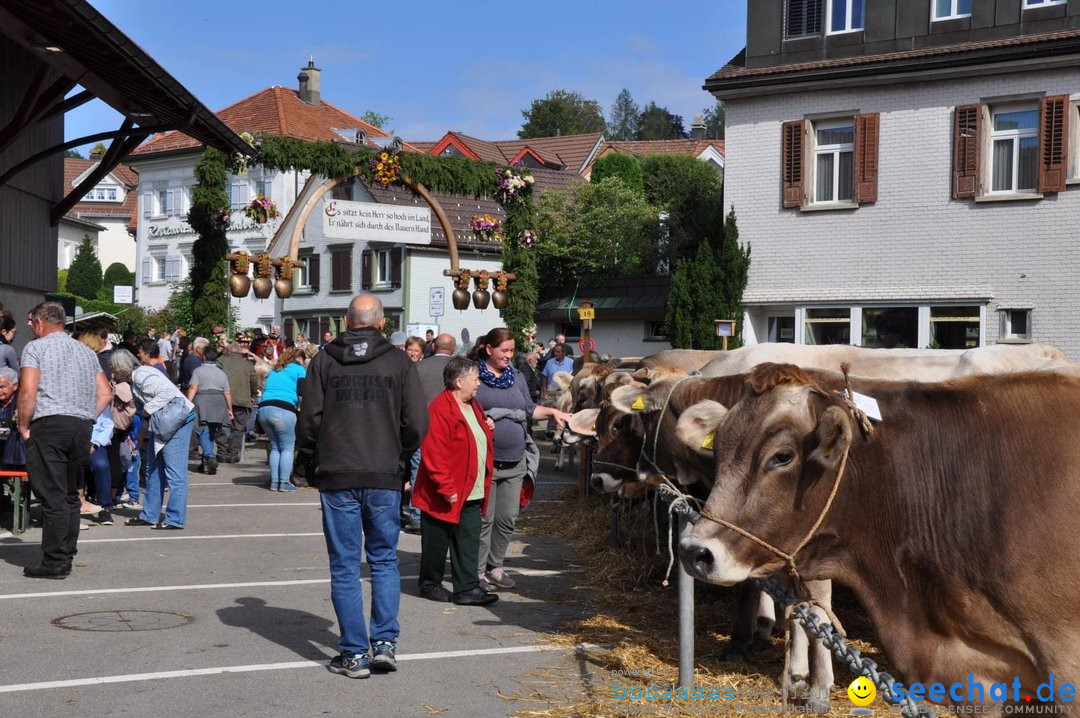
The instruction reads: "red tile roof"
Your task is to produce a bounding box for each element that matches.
[602,139,725,158]
[130,86,390,157]
[708,28,1080,82]
[63,157,140,230]
[418,131,605,176]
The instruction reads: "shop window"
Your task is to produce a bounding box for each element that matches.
[930,306,980,349]
[804,308,850,345]
[861,307,918,348]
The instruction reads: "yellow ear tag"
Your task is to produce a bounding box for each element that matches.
[701,433,715,450]
[631,396,646,411]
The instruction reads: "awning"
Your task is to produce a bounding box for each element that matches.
[0,0,250,224]
[536,276,672,321]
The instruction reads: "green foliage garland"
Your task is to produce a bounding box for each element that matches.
[189,136,541,346]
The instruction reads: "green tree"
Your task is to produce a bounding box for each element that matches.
[519,90,606,139]
[57,269,68,292]
[642,154,724,263]
[64,149,83,159]
[664,208,750,349]
[636,102,688,140]
[187,149,232,337]
[534,177,659,285]
[102,262,135,289]
[91,141,108,158]
[607,88,639,141]
[703,101,725,140]
[66,234,103,300]
[361,110,392,129]
[590,154,644,194]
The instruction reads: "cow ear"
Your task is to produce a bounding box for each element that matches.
[611,384,653,413]
[630,368,652,383]
[553,371,573,391]
[675,400,728,457]
[567,408,600,438]
[809,405,852,471]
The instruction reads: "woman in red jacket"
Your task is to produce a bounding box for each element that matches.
[413,356,498,606]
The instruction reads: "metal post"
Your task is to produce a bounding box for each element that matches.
[677,508,695,689]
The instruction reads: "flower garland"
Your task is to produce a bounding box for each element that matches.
[521,229,537,247]
[371,151,401,188]
[245,194,280,224]
[495,165,535,204]
[232,251,250,275]
[254,253,272,279]
[470,213,501,242]
[276,256,294,281]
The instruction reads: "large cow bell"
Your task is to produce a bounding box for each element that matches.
[472,289,490,310]
[252,277,273,299]
[491,290,508,310]
[274,278,294,299]
[229,274,251,298]
[452,288,470,310]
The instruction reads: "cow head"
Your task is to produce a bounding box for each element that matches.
[568,358,622,412]
[680,363,854,586]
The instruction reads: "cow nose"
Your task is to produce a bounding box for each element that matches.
[590,473,613,492]
[688,543,714,576]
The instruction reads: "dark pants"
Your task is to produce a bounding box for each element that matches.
[419,500,482,594]
[25,415,92,569]
[217,406,251,461]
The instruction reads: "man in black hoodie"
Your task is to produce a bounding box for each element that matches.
[298,294,428,679]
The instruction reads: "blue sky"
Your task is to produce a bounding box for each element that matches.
[67,0,747,153]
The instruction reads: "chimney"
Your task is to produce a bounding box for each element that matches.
[690,113,706,140]
[297,57,321,106]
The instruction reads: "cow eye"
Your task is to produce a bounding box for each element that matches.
[768,451,795,470]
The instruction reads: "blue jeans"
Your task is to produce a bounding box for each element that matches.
[89,445,115,510]
[125,444,141,503]
[197,422,221,459]
[407,450,421,522]
[140,416,194,528]
[258,406,296,488]
[320,488,402,656]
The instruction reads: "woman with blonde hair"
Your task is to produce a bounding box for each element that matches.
[257,347,308,492]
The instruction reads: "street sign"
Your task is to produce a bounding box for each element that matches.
[579,336,596,353]
[113,286,133,304]
[461,328,470,345]
[429,287,444,317]
[577,307,595,321]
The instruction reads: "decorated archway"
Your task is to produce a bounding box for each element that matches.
[187,135,539,342]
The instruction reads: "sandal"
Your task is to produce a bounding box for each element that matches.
[124,517,154,527]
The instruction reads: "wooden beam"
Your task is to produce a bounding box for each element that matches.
[0,72,77,156]
[50,120,145,226]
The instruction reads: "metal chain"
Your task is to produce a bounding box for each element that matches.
[755,575,933,718]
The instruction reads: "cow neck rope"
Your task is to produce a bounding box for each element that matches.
[698,443,851,588]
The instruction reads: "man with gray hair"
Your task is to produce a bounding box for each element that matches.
[298,293,428,679]
[0,366,24,471]
[18,301,110,579]
[180,336,207,392]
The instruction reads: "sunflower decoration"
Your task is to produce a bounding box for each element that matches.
[254,253,273,279]
[232,251,250,275]
[276,256,294,281]
[370,151,402,188]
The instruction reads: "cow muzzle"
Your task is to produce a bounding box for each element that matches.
[590,472,623,493]
[678,536,754,586]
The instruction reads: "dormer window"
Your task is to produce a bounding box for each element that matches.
[785,0,822,38]
[86,186,119,202]
[827,0,864,34]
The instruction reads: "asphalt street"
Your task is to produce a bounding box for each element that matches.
[0,442,596,717]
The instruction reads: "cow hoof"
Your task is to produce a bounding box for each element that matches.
[719,644,749,662]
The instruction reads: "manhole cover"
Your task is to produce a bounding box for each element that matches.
[52,610,193,632]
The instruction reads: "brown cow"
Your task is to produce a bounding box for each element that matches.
[681,364,1080,705]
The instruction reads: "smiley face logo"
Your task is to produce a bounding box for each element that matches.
[848,676,876,707]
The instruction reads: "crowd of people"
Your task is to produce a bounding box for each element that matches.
[0,296,577,679]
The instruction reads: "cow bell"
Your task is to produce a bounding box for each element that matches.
[229,273,251,298]
[252,277,273,299]
[472,289,490,310]
[491,290,508,310]
[274,278,294,299]
[452,288,470,310]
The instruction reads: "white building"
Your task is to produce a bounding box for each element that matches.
[59,157,138,272]
[711,1,1080,356]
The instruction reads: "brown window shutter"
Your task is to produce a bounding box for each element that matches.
[283,318,294,340]
[390,247,403,288]
[781,120,806,208]
[854,113,880,204]
[952,104,982,199]
[1039,95,1069,194]
[361,248,372,291]
[307,253,320,293]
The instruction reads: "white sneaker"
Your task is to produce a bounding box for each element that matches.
[485,567,516,589]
